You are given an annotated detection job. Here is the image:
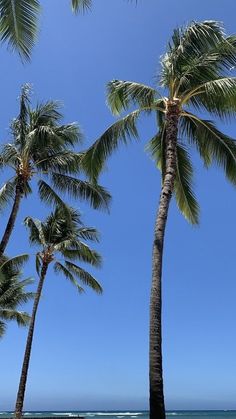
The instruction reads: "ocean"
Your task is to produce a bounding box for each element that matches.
[1,412,236,419]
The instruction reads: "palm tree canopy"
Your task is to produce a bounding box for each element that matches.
[0,86,111,213]
[25,206,103,294]
[82,20,236,224]
[0,254,33,337]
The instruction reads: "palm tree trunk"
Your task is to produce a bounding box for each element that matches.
[14,262,49,419]
[0,179,23,256]
[149,100,180,419]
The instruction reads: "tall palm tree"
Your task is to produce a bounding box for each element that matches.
[0,253,33,336]
[0,85,110,256]
[14,206,102,419]
[82,21,236,418]
[0,0,97,59]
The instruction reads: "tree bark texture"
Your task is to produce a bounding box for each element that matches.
[149,101,180,419]
[14,262,48,419]
[0,177,24,256]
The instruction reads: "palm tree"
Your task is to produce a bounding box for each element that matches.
[14,206,102,419]
[0,85,110,256]
[82,21,236,418]
[0,253,33,337]
[0,0,97,59]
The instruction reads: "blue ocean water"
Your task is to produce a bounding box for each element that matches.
[1,412,236,419]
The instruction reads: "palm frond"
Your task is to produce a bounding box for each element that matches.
[71,0,92,13]
[0,178,17,211]
[51,173,111,211]
[54,262,84,293]
[65,261,102,294]
[77,227,100,242]
[38,180,72,215]
[0,0,40,59]
[174,143,199,224]
[24,216,46,246]
[60,243,102,267]
[0,254,29,272]
[187,77,236,119]
[180,112,236,184]
[107,80,156,115]
[0,308,30,325]
[82,110,141,180]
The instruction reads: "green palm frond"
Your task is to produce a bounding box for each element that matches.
[65,261,102,294]
[77,227,100,242]
[38,180,72,215]
[51,173,111,211]
[181,112,236,184]
[0,178,17,211]
[0,254,29,272]
[71,0,92,13]
[186,77,236,119]
[1,143,19,165]
[82,110,141,180]
[0,308,30,325]
[174,143,199,224]
[0,0,40,59]
[146,125,166,178]
[107,80,157,115]
[60,243,102,267]
[35,252,42,276]
[0,320,6,337]
[54,262,84,293]
[24,216,46,246]
[35,151,83,174]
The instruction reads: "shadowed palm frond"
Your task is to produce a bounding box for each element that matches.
[0,0,40,59]
[24,216,46,246]
[174,143,199,224]
[0,254,29,272]
[180,112,236,184]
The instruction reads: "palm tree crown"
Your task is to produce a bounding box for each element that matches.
[0,85,110,255]
[0,254,33,337]
[25,206,103,294]
[83,20,236,224]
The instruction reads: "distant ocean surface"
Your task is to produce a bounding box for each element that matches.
[1,412,236,419]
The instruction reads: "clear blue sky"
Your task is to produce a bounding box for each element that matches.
[1,0,236,412]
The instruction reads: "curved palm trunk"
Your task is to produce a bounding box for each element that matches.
[149,101,180,419]
[14,262,49,419]
[0,179,23,256]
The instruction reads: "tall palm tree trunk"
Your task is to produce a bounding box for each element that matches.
[149,101,179,419]
[14,262,49,419]
[0,179,23,256]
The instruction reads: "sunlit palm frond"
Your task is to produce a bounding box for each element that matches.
[0,0,40,59]
[107,80,156,115]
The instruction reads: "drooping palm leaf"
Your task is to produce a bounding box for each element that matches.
[0,0,40,59]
